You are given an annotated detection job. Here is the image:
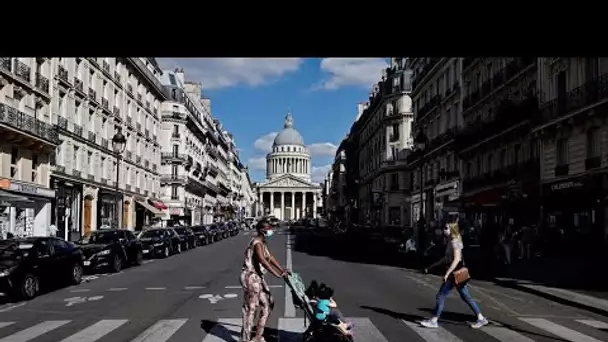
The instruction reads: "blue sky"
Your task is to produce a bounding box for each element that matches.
[157,58,389,183]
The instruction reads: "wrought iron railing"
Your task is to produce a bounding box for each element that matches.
[35,73,49,93]
[74,78,84,93]
[14,60,31,82]
[0,104,59,144]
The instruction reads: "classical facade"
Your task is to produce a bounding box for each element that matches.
[256,113,321,220]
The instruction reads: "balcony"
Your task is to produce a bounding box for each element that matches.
[463,159,540,192]
[74,78,84,93]
[126,184,131,191]
[35,73,49,93]
[127,116,132,125]
[87,58,99,67]
[554,164,569,177]
[87,174,94,181]
[145,129,149,138]
[73,124,83,137]
[388,134,400,142]
[135,187,140,193]
[411,58,441,90]
[136,122,141,132]
[417,94,441,119]
[206,163,219,177]
[126,151,132,160]
[101,138,108,149]
[144,159,149,169]
[102,61,110,74]
[171,132,180,139]
[88,88,97,102]
[136,156,142,164]
[585,156,601,170]
[144,190,149,196]
[0,58,10,73]
[72,170,81,178]
[161,153,186,163]
[101,98,109,111]
[127,84,133,95]
[152,164,157,172]
[57,65,68,84]
[160,175,188,184]
[136,93,142,103]
[0,104,60,145]
[113,106,120,117]
[114,71,121,84]
[88,131,96,143]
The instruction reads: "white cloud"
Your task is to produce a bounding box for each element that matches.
[253,132,278,153]
[313,58,389,90]
[247,156,267,171]
[307,142,337,157]
[157,58,303,90]
[311,164,332,183]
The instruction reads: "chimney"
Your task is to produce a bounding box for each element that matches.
[174,68,185,85]
[356,102,368,121]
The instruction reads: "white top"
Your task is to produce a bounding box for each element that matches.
[445,238,464,264]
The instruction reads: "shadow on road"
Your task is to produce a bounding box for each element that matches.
[200,319,300,342]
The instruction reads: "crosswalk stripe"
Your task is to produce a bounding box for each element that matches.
[576,319,608,330]
[201,318,241,342]
[401,319,465,342]
[0,320,70,342]
[480,325,536,342]
[0,323,14,330]
[278,317,388,342]
[519,318,603,342]
[130,319,187,342]
[60,319,128,342]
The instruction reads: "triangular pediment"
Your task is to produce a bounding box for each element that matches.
[263,175,318,188]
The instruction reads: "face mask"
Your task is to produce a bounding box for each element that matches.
[264,229,274,239]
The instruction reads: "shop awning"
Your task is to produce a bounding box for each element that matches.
[0,190,35,207]
[149,199,167,210]
[136,200,165,217]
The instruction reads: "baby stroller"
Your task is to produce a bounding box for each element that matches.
[284,273,354,342]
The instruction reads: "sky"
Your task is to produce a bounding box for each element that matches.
[157,58,389,184]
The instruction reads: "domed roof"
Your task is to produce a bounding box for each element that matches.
[273,112,305,146]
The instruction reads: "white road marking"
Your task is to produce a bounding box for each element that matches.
[278,317,388,342]
[130,319,187,342]
[519,318,603,342]
[401,319,465,342]
[0,302,25,313]
[88,296,103,301]
[199,294,213,299]
[284,233,295,318]
[70,289,91,293]
[183,286,205,290]
[0,320,70,342]
[60,319,128,342]
[576,319,608,330]
[64,296,104,307]
[223,293,238,299]
[480,325,536,342]
[224,285,282,289]
[201,318,241,342]
[142,260,155,264]
[144,287,166,291]
[0,322,14,329]
[107,288,128,292]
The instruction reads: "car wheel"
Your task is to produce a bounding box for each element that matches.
[110,254,123,273]
[176,243,182,254]
[163,246,170,258]
[133,250,143,266]
[70,263,83,285]
[19,274,39,300]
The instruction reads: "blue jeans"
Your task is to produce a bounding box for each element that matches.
[433,279,481,318]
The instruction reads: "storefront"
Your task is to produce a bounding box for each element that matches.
[97,189,122,229]
[51,177,83,241]
[0,178,54,238]
[542,173,607,257]
[134,198,166,231]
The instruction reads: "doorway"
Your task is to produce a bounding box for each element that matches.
[84,196,93,234]
[123,200,130,228]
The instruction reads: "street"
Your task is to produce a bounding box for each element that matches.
[0,227,606,341]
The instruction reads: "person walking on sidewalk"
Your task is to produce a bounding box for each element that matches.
[421,222,489,329]
[240,220,289,342]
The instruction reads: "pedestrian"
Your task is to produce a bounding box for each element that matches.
[421,222,489,329]
[49,224,57,237]
[240,220,289,342]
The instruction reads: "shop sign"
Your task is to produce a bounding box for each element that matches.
[0,178,55,198]
[550,180,583,192]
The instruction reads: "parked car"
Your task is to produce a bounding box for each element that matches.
[215,223,228,240]
[191,225,211,245]
[269,217,280,227]
[138,228,182,258]
[227,221,239,236]
[0,237,84,300]
[78,229,143,273]
[173,227,196,250]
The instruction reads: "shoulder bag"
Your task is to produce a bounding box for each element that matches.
[452,250,470,285]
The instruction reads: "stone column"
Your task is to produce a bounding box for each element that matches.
[291,191,295,220]
[258,191,263,216]
[280,191,285,220]
[270,192,274,217]
[313,192,317,219]
[302,192,307,218]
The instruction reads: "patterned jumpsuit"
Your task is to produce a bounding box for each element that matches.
[240,237,273,342]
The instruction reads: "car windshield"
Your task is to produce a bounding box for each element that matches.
[139,230,164,238]
[81,231,119,244]
[191,226,205,232]
[0,241,32,259]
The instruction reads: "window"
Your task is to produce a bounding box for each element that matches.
[10,148,18,178]
[73,146,79,171]
[87,152,93,175]
[168,74,176,85]
[88,110,94,130]
[50,239,69,252]
[58,94,65,117]
[89,70,94,88]
[101,157,106,178]
[587,128,600,157]
[74,101,80,122]
[392,124,400,140]
[32,154,39,182]
[390,173,399,190]
[172,144,178,155]
[171,185,178,199]
[556,138,569,165]
[514,144,521,164]
[173,124,179,137]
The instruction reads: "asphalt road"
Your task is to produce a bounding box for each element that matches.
[0,227,606,341]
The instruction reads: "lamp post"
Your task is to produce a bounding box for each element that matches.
[414,127,428,256]
[112,127,127,229]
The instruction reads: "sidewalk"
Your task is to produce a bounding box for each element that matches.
[493,256,608,315]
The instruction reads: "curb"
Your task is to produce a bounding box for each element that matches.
[493,277,608,317]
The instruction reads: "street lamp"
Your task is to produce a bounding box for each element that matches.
[112,127,127,229]
[414,127,428,256]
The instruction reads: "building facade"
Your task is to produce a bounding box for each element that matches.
[351,58,415,227]
[256,113,321,220]
[0,57,59,238]
[407,57,463,225]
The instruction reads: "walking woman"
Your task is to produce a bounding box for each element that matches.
[421,222,489,329]
[240,220,289,342]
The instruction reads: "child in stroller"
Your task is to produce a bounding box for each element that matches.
[306,281,353,336]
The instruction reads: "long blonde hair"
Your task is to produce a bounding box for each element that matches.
[448,222,462,242]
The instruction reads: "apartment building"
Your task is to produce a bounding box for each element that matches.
[0,57,59,238]
[454,58,539,230]
[325,139,346,221]
[407,58,462,225]
[535,57,608,254]
[351,58,415,227]
[45,57,166,239]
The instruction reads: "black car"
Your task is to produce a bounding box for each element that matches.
[78,229,143,273]
[173,227,196,250]
[138,228,182,258]
[191,225,212,245]
[0,237,84,300]
[217,223,230,239]
[226,221,239,236]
